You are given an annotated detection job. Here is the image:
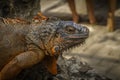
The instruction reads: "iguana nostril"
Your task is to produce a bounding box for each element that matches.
[83,27,87,32]
[86,28,89,33]
[79,27,85,32]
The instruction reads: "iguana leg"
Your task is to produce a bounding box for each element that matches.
[0,50,45,80]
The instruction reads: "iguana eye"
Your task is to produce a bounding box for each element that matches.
[65,25,76,33]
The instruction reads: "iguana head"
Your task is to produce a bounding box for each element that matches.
[50,21,89,55]
[29,18,89,56]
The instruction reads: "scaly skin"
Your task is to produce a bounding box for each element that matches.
[0,17,89,80]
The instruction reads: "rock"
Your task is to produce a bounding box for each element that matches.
[14,56,112,80]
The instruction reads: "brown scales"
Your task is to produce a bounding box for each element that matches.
[2,12,48,24]
[0,12,58,79]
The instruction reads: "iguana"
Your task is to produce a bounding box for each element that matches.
[0,17,89,80]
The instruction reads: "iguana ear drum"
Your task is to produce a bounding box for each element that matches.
[52,46,60,55]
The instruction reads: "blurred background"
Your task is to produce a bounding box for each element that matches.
[41,0,120,80]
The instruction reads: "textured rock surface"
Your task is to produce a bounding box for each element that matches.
[14,56,112,80]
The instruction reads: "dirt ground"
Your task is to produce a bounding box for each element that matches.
[41,0,120,80]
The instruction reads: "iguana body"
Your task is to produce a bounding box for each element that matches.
[0,17,89,80]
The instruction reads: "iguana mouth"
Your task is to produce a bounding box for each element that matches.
[65,34,89,39]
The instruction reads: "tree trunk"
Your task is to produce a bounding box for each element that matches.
[0,0,40,20]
